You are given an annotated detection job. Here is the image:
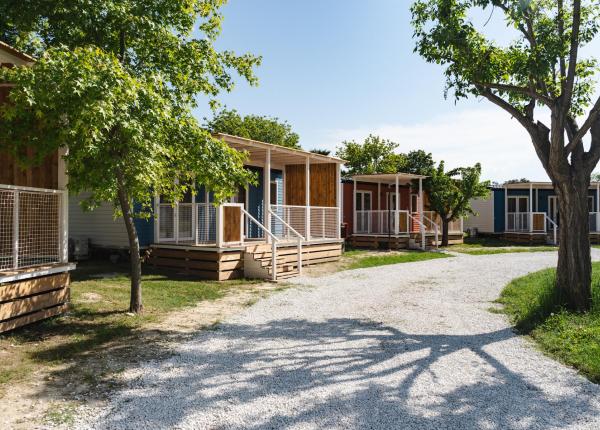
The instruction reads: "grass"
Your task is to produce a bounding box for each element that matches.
[0,260,257,394]
[347,250,450,269]
[451,236,557,255]
[497,263,600,383]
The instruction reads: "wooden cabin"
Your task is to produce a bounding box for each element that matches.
[342,173,463,249]
[0,42,73,333]
[70,134,345,280]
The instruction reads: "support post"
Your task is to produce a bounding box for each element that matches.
[216,205,223,247]
[395,176,399,234]
[336,163,341,239]
[264,149,271,243]
[419,178,425,250]
[529,183,533,232]
[12,190,19,269]
[305,156,310,240]
[174,202,179,244]
[154,194,160,243]
[353,179,357,235]
[58,147,69,263]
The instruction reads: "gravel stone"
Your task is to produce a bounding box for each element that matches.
[71,251,600,429]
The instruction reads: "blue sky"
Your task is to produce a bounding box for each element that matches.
[195,1,600,182]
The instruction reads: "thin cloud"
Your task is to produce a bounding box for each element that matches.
[322,108,551,183]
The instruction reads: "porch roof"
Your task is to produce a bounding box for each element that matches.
[351,172,427,185]
[504,181,600,190]
[215,133,345,166]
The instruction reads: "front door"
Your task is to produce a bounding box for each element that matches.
[355,191,372,233]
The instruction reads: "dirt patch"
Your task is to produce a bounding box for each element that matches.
[0,281,285,429]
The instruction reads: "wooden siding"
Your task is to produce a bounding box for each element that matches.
[148,246,244,281]
[0,272,70,333]
[223,206,241,243]
[285,164,306,206]
[0,150,59,189]
[285,163,337,207]
[309,164,336,207]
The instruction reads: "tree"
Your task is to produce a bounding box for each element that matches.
[412,0,600,311]
[336,135,403,175]
[0,1,260,313]
[428,162,490,246]
[204,108,300,148]
[310,148,331,156]
[398,149,436,176]
[505,178,531,184]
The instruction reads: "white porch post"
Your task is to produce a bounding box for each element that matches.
[264,148,271,243]
[154,194,160,243]
[353,179,357,235]
[394,176,399,234]
[305,156,310,240]
[216,204,223,247]
[377,181,381,234]
[419,178,425,250]
[58,147,69,263]
[336,163,341,239]
[529,183,533,232]
[12,190,19,269]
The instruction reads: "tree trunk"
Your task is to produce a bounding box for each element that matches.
[555,179,592,312]
[115,169,143,313]
[441,218,449,247]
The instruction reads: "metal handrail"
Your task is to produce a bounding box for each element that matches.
[545,214,558,245]
[407,212,427,250]
[269,208,304,275]
[241,208,279,281]
[422,213,440,248]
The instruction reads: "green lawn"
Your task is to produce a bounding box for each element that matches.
[497,263,600,382]
[348,251,451,269]
[0,260,257,392]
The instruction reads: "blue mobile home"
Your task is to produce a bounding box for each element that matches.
[464,182,600,244]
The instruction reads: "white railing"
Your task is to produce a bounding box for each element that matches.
[158,202,217,245]
[507,212,530,232]
[242,208,279,281]
[408,212,428,250]
[354,210,410,235]
[546,214,558,245]
[269,208,304,275]
[0,185,67,271]
[270,205,340,240]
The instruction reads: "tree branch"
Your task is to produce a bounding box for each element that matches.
[561,0,581,115]
[565,95,600,154]
[474,81,553,106]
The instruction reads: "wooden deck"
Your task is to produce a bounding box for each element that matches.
[148,240,343,281]
[0,270,71,333]
[348,233,463,250]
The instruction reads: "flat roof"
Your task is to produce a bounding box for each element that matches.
[504,181,600,189]
[215,133,345,165]
[351,173,428,185]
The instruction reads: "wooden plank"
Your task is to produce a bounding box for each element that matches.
[0,288,69,320]
[0,273,69,302]
[0,304,68,333]
[309,163,336,207]
[284,164,306,205]
[223,206,242,243]
[0,150,59,189]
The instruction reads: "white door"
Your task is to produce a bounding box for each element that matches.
[355,191,372,233]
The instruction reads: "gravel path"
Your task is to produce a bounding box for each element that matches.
[73,251,600,429]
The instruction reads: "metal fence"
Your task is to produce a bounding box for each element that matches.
[158,202,216,245]
[0,185,65,271]
[271,205,340,240]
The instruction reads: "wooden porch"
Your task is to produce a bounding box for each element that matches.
[151,134,345,280]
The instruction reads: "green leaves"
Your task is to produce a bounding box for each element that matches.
[428,161,490,221]
[204,108,301,149]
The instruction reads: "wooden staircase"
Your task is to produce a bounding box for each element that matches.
[243,243,300,281]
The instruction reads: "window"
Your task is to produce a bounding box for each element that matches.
[508,196,528,213]
[270,181,278,205]
[387,193,399,210]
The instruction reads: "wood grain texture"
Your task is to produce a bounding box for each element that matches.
[223,206,241,243]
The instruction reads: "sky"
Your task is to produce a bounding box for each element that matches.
[194,0,600,183]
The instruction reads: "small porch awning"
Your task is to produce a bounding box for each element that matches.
[215,133,346,166]
[504,181,600,190]
[351,173,428,185]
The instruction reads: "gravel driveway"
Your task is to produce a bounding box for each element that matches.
[74,251,600,429]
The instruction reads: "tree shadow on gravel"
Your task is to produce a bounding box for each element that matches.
[94,318,600,429]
